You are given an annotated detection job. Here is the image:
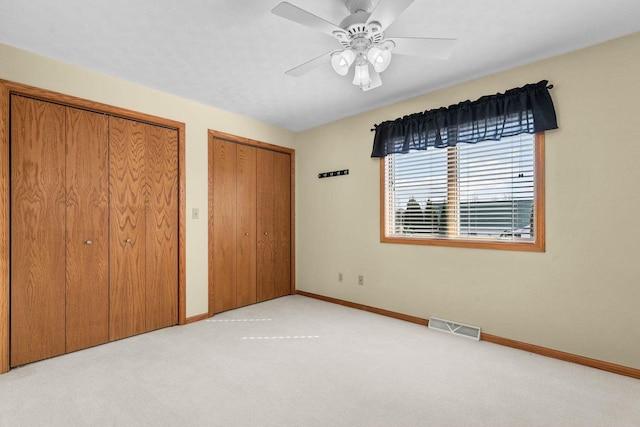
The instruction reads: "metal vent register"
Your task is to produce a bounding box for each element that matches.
[428,317,481,340]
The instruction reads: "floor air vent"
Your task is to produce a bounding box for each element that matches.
[428,317,481,341]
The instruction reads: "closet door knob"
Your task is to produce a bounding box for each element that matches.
[125,238,132,244]
[85,240,93,245]
[245,232,249,236]
[264,232,268,236]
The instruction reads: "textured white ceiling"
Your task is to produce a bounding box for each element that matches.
[1,0,639,131]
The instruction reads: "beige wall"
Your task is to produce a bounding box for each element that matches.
[295,32,640,369]
[0,43,297,318]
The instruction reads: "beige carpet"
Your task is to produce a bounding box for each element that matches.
[0,294,638,426]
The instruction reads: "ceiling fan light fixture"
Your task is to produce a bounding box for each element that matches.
[352,63,371,88]
[367,40,395,73]
[366,47,390,73]
[331,49,356,76]
[361,67,382,91]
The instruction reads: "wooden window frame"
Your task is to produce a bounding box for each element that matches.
[379,133,545,252]
[0,80,187,374]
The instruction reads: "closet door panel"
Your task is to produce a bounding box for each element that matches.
[10,96,66,366]
[65,108,109,352]
[273,152,291,298]
[236,144,257,307]
[256,149,275,302]
[211,138,237,313]
[109,117,146,340]
[145,124,179,331]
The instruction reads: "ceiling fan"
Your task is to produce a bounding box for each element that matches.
[271,0,457,91]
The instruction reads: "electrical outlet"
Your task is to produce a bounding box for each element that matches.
[192,208,199,220]
[338,273,343,282]
[358,275,364,286]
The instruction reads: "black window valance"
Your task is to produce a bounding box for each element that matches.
[371,80,558,158]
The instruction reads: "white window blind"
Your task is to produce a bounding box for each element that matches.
[384,134,536,243]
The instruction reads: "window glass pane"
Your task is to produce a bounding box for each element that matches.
[458,134,534,240]
[386,147,447,236]
[385,133,536,244]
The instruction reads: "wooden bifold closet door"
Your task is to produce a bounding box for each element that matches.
[109,118,147,340]
[144,123,179,332]
[209,133,292,315]
[10,95,178,367]
[256,149,291,302]
[211,139,257,313]
[109,117,179,340]
[10,96,109,366]
[65,108,110,353]
[10,96,67,366]
[235,144,258,307]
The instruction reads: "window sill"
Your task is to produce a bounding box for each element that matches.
[381,235,545,252]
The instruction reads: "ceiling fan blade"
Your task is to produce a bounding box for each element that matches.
[272,2,342,37]
[285,51,334,77]
[366,0,415,32]
[390,37,457,59]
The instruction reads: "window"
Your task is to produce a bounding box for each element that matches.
[381,133,544,251]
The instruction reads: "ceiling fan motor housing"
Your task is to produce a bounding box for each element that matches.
[334,0,384,50]
[334,18,384,49]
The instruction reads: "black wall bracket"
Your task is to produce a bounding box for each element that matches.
[318,169,349,179]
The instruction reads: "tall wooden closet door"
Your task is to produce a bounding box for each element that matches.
[273,151,291,298]
[109,117,146,341]
[211,138,238,313]
[65,108,109,352]
[10,96,66,367]
[236,144,257,307]
[256,149,291,302]
[145,124,179,331]
[256,149,276,302]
